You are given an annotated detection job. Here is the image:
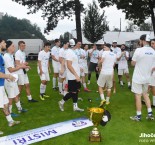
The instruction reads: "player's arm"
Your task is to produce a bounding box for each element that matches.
[0,72,15,81]
[89,49,95,57]
[7,64,29,73]
[60,59,65,75]
[59,57,63,64]
[52,55,59,62]
[67,60,80,82]
[38,60,43,75]
[131,61,136,66]
[48,60,51,73]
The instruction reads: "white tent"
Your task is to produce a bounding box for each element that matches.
[71,30,154,45]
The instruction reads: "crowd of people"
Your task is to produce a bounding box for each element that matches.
[0,34,155,135]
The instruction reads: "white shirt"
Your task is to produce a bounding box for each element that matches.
[111,47,121,64]
[59,48,65,59]
[51,46,60,64]
[15,49,26,74]
[132,46,155,84]
[101,51,116,75]
[66,49,80,80]
[4,53,16,75]
[89,49,99,63]
[99,49,104,58]
[38,50,50,73]
[118,51,129,69]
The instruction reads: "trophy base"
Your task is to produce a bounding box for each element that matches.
[89,133,102,142]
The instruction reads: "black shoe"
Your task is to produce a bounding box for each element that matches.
[53,87,57,90]
[151,104,155,108]
[28,99,38,103]
[128,85,131,89]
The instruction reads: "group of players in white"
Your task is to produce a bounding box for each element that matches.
[0,34,155,135]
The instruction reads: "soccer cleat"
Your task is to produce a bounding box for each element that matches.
[18,108,28,113]
[43,94,50,98]
[11,113,19,117]
[128,85,131,89]
[58,101,64,111]
[146,114,154,120]
[84,88,91,92]
[0,131,3,135]
[106,102,110,105]
[99,100,106,107]
[130,115,141,121]
[40,95,45,100]
[53,87,57,91]
[8,120,20,127]
[87,81,90,85]
[28,99,38,103]
[73,107,84,112]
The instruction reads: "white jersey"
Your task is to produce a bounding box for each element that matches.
[51,45,60,64]
[83,50,88,66]
[89,49,99,63]
[111,47,121,64]
[99,49,104,58]
[15,49,26,75]
[101,51,116,75]
[66,49,80,80]
[118,51,129,69]
[4,53,16,75]
[59,47,67,70]
[132,46,155,84]
[38,50,50,73]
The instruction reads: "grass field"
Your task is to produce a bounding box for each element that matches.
[0,61,155,145]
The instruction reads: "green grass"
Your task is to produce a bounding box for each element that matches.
[0,61,155,145]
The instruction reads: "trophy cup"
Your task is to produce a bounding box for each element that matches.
[88,107,104,142]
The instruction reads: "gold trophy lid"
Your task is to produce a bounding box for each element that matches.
[89,107,104,113]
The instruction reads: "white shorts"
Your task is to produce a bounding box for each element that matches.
[97,74,113,89]
[5,81,19,98]
[18,74,29,85]
[118,68,129,75]
[0,86,9,108]
[131,82,149,95]
[40,72,50,81]
[149,75,155,87]
[83,65,88,74]
[52,62,59,73]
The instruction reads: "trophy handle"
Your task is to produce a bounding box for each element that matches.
[90,112,93,121]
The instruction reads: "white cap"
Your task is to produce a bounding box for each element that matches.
[112,40,117,43]
[69,39,75,46]
[146,35,150,41]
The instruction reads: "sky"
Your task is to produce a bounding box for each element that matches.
[0,0,128,40]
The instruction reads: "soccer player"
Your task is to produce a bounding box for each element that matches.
[15,41,38,102]
[51,39,61,90]
[4,40,28,117]
[75,42,90,92]
[38,42,51,100]
[0,39,20,134]
[87,44,99,84]
[150,39,155,107]
[58,39,84,112]
[130,34,155,121]
[97,43,116,105]
[58,41,69,95]
[117,44,131,88]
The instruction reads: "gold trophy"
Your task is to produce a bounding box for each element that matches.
[88,107,104,142]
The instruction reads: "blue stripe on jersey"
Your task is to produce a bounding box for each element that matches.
[0,53,5,86]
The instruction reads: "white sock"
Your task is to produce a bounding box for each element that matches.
[106,97,110,103]
[136,111,142,116]
[9,105,12,113]
[60,99,65,104]
[62,80,66,90]
[147,108,152,113]
[128,82,131,86]
[58,82,63,93]
[73,103,78,108]
[88,80,90,83]
[153,96,155,106]
[53,77,56,88]
[100,94,105,101]
[16,101,22,111]
[27,95,32,100]
[120,81,123,85]
[40,83,46,94]
[6,115,13,122]
[83,83,86,89]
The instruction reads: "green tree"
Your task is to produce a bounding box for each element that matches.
[0,14,46,40]
[83,0,108,43]
[13,0,85,42]
[140,22,153,31]
[98,0,155,36]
